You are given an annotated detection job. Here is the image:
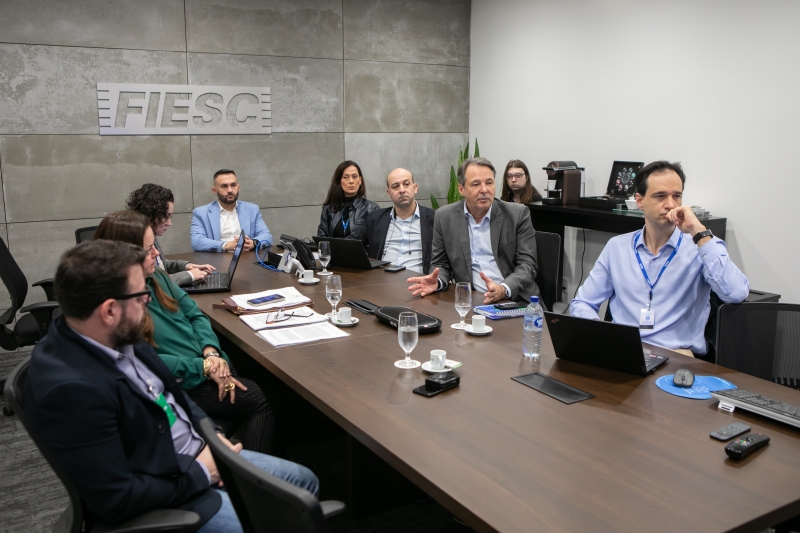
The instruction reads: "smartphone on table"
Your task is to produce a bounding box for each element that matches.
[246,294,285,306]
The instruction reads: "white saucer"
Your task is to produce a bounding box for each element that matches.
[421,361,452,373]
[465,324,492,336]
[298,278,320,285]
[331,317,359,327]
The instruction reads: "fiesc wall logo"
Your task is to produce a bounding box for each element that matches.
[97,83,271,135]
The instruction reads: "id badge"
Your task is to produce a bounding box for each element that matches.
[155,393,177,427]
[639,308,655,330]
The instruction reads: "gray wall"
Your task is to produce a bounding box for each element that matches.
[0,0,471,314]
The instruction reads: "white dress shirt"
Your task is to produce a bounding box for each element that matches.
[382,204,423,273]
[219,203,242,247]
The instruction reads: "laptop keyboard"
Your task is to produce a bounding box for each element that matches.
[644,354,666,369]
[197,273,227,288]
[369,259,388,268]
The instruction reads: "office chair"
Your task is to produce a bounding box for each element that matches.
[716,303,800,389]
[74,226,98,244]
[0,236,60,415]
[197,417,346,533]
[4,358,201,533]
[533,231,562,312]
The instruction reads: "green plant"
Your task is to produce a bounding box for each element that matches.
[431,139,480,209]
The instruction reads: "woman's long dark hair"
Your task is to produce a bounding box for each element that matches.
[322,161,366,213]
[94,210,179,320]
[501,160,541,204]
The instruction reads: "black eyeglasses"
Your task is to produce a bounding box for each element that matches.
[507,173,526,181]
[113,290,152,304]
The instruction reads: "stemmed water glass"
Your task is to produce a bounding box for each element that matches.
[451,282,471,329]
[325,275,342,321]
[394,311,420,369]
[318,241,332,276]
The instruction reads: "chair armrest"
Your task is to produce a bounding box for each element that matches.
[320,500,346,518]
[19,301,59,337]
[92,509,200,533]
[552,302,569,315]
[32,278,56,301]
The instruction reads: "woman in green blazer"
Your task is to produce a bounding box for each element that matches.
[95,210,274,454]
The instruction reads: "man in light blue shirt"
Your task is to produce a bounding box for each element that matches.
[570,160,749,355]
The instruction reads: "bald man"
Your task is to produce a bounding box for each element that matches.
[364,168,435,274]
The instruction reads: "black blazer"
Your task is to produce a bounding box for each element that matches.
[317,197,379,245]
[23,316,220,530]
[365,204,435,274]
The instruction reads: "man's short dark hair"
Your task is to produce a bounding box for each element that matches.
[55,241,146,320]
[457,157,496,186]
[634,161,686,196]
[126,183,174,229]
[213,169,236,182]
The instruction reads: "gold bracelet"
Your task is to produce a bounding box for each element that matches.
[203,358,212,377]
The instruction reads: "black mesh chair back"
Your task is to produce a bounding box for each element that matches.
[534,231,561,312]
[4,358,200,533]
[716,303,800,389]
[74,226,98,244]
[197,417,331,533]
[0,237,28,328]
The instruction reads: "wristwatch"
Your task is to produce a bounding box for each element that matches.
[692,229,713,244]
[203,350,220,359]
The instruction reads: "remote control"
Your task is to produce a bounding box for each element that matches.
[710,422,751,441]
[725,433,770,460]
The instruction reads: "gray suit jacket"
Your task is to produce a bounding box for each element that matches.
[430,199,540,303]
[153,238,193,287]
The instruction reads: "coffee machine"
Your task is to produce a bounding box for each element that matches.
[542,161,583,205]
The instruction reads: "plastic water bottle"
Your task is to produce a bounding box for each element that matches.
[523,296,543,361]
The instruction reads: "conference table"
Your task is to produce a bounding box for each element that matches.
[177,250,800,533]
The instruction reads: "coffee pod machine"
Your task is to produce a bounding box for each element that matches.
[542,161,583,205]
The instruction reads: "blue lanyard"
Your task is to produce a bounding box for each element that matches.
[342,218,349,232]
[633,231,682,309]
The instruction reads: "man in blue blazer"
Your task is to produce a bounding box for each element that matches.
[191,169,272,252]
[24,240,318,532]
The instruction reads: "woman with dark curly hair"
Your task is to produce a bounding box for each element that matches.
[127,183,215,286]
[317,161,378,244]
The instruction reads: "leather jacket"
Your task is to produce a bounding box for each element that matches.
[317,197,379,244]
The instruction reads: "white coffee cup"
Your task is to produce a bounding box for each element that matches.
[337,307,351,323]
[300,269,314,281]
[547,179,557,190]
[430,349,447,371]
[472,315,486,332]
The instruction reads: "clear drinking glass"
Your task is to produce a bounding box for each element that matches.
[318,241,332,276]
[452,282,471,329]
[395,311,420,369]
[325,275,342,321]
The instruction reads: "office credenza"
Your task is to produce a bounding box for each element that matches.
[527,204,729,303]
[179,251,800,533]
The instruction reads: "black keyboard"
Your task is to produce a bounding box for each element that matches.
[197,273,227,289]
[711,388,800,429]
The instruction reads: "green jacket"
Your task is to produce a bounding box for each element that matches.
[146,269,228,390]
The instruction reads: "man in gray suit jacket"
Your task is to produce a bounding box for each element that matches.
[408,157,539,305]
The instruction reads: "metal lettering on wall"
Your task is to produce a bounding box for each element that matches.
[97,83,271,135]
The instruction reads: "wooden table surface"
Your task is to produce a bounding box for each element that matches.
[176,250,800,533]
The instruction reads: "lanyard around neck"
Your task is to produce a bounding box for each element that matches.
[633,231,682,309]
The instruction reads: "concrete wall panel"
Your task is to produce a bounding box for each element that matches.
[191,133,344,208]
[188,53,343,133]
[0,135,192,222]
[0,44,187,135]
[0,0,186,51]
[0,167,6,222]
[0,224,8,312]
[260,205,323,241]
[156,213,195,256]
[344,0,470,66]
[344,61,469,133]
[345,132,467,201]
[7,218,104,304]
[186,0,342,59]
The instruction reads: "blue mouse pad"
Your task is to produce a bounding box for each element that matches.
[655,375,737,400]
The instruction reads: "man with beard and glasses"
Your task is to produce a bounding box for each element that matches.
[364,168,435,274]
[407,157,541,305]
[23,240,319,533]
[190,169,272,252]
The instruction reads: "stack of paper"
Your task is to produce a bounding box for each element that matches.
[257,322,349,347]
[231,287,311,311]
[240,307,327,331]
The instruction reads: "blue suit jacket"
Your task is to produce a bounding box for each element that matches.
[23,316,220,529]
[190,201,272,252]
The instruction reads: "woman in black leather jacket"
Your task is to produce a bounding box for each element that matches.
[317,160,378,244]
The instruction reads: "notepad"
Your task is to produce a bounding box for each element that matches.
[473,304,526,320]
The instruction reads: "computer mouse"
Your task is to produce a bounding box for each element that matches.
[673,369,695,388]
